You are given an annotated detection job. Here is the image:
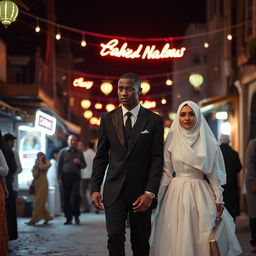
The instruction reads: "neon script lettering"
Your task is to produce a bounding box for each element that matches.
[100,39,186,60]
[73,77,94,89]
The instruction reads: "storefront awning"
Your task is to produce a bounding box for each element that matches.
[0,100,27,119]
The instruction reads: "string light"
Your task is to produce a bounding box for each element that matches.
[161,98,167,104]
[35,19,40,32]
[166,79,173,86]
[20,9,253,43]
[56,27,61,40]
[204,42,209,48]
[227,34,232,40]
[81,33,86,47]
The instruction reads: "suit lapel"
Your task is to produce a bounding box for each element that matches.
[112,107,126,153]
[127,107,149,156]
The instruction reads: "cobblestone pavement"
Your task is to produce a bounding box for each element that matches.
[8,212,255,256]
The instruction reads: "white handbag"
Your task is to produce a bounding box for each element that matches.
[209,216,230,256]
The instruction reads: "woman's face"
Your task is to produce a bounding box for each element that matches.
[37,152,45,161]
[179,105,196,130]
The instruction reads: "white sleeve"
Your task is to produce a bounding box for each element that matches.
[0,150,9,176]
[158,133,173,196]
[207,175,224,203]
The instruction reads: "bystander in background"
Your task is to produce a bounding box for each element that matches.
[3,133,22,200]
[220,134,242,221]
[78,141,95,213]
[47,148,61,216]
[245,138,256,253]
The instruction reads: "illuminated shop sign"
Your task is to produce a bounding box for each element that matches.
[73,77,94,89]
[34,110,56,136]
[100,39,186,60]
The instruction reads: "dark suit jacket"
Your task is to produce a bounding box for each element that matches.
[91,106,164,207]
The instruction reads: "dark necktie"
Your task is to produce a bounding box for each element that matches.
[124,112,132,141]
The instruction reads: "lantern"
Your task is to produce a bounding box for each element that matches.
[81,100,91,109]
[141,81,150,94]
[83,110,93,119]
[0,0,19,28]
[100,82,113,95]
[188,73,204,89]
[95,103,103,109]
[106,104,115,112]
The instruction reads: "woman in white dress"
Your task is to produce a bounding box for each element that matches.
[150,101,242,256]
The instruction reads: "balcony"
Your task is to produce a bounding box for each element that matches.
[0,54,67,116]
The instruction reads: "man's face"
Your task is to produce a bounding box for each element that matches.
[68,135,78,149]
[5,140,15,149]
[117,78,141,110]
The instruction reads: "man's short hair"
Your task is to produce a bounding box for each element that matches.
[3,133,17,142]
[119,72,141,88]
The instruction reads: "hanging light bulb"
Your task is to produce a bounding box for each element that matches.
[35,18,40,32]
[81,33,86,47]
[35,24,40,32]
[166,79,173,86]
[56,28,61,40]
[204,42,209,48]
[161,98,167,104]
[227,34,232,40]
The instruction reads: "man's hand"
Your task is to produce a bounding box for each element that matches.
[133,194,153,213]
[91,192,104,211]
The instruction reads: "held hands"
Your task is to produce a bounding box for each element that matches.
[91,192,104,211]
[216,203,224,216]
[133,194,153,213]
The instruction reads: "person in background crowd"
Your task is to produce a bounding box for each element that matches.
[78,141,96,213]
[26,152,52,225]
[245,138,256,253]
[91,72,164,256]
[47,148,61,216]
[220,134,242,221]
[58,135,86,225]
[0,130,18,241]
[3,133,22,200]
[0,145,9,256]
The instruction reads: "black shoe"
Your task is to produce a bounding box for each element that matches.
[75,216,80,225]
[64,220,72,225]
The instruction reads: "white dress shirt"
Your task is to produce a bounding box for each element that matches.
[121,104,140,127]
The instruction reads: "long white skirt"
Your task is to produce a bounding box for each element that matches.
[150,175,242,256]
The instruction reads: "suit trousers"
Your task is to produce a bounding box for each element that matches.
[62,173,81,221]
[104,183,152,256]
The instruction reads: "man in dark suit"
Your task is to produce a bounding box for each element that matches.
[91,72,164,256]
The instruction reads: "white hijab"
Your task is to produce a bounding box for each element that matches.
[167,100,226,185]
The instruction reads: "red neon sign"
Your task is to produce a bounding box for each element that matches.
[100,39,186,60]
[73,77,94,89]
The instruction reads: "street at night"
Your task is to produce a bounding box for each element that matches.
[1,0,256,256]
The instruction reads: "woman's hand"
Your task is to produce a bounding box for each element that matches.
[216,203,224,215]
